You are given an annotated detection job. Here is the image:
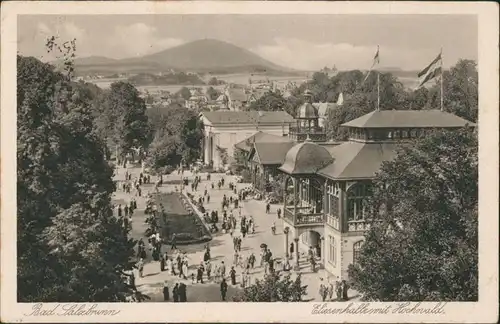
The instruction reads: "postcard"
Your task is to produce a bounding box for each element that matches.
[1,1,498,323]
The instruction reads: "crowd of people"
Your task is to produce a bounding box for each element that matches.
[114,161,353,303]
[319,278,350,302]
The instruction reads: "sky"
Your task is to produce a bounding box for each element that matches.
[18,14,478,71]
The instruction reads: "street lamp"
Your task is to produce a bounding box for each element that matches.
[284,226,290,260]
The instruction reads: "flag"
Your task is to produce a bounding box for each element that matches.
[362,46,380,84]
[417,52,442,88]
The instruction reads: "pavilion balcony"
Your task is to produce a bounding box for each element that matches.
[289,127,327,142]
[284,206,325,227]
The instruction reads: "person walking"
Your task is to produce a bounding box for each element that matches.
[328,279,335,301]
[335,280,342,301]
[206,260,212,280]
[171,233,177,250]
[229,266,237,285]
[341,280,350,301]
[172,283,179,302]
[220,278,228,301]
[266,202,270,214]
[160,255,165,272]
[277,208,281,219]
[196,263,204,284]
[319,279,328,302]
[248,253,256,269]
[220,261,226,280]
[179,283,187,302]
[137,258,144,278]
[163,281,170,301]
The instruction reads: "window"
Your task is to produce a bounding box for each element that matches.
[328,236,336,265]
[353,240,364,265]
[325,181,340,216]
[347,183,372,221]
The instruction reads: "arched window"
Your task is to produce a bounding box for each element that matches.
[353,240,364,265]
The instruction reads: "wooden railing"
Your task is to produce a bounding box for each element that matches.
[284,207,324,226]
[296,213,324,225]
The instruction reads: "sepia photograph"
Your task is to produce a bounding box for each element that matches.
[1,1,498,323]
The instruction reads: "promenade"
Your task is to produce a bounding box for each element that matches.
[113,166,360,302]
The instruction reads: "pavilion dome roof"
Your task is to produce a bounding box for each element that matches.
[296,102,318,119]
[279,141,333,175]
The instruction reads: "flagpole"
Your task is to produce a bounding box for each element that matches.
[377,71,380,111]
[440,48,444,111]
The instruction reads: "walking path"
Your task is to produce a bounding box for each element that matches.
[113,166,360,302]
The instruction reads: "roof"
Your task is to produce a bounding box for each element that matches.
[318,142,398,180]
[202,111,294,125]
[279,141,334,175]
[216,94,226,102]
[297,102,318,119]
[235,131,292,152]
[253,142,295,165]
[227,88,247,102]
[341,110,475,128]
[313,103,338,118]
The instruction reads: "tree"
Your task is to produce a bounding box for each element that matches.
[233,272,307,302]
[97,81,151,160]
[429,59,478,122]
[248,90,296,116]
[348,128,478,301]
[145,105,203,172]
[178,86,192,100]
[18,51,141,302]
[206,86,220,100]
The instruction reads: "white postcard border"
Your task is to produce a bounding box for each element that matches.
[1,1,498,323]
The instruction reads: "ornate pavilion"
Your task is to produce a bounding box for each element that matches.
[240,97,475,280]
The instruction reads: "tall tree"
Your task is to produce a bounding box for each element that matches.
[98,81,151,159]
[247,90,297,116]
[442,59,478,122]
[145,105,203,172]
[348,128,478,301]
[17,49,141,301]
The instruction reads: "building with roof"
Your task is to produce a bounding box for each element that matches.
[229,107,474,281]
[225,87,248,111]
[200,111,294,169]
[312,92,344,127]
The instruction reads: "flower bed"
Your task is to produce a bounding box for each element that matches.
[153,192,211,245]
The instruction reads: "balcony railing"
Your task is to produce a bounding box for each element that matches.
[289,126,325,134]
[289,132,327,142]
[284,207,324,226]
[284,207,294,222]
[326,214,340,230]
[347,220,371,232]
[296,213,324,225]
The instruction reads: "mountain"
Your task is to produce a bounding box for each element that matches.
[72,39,295,76]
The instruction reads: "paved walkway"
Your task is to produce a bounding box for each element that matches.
[113,167,360,302]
